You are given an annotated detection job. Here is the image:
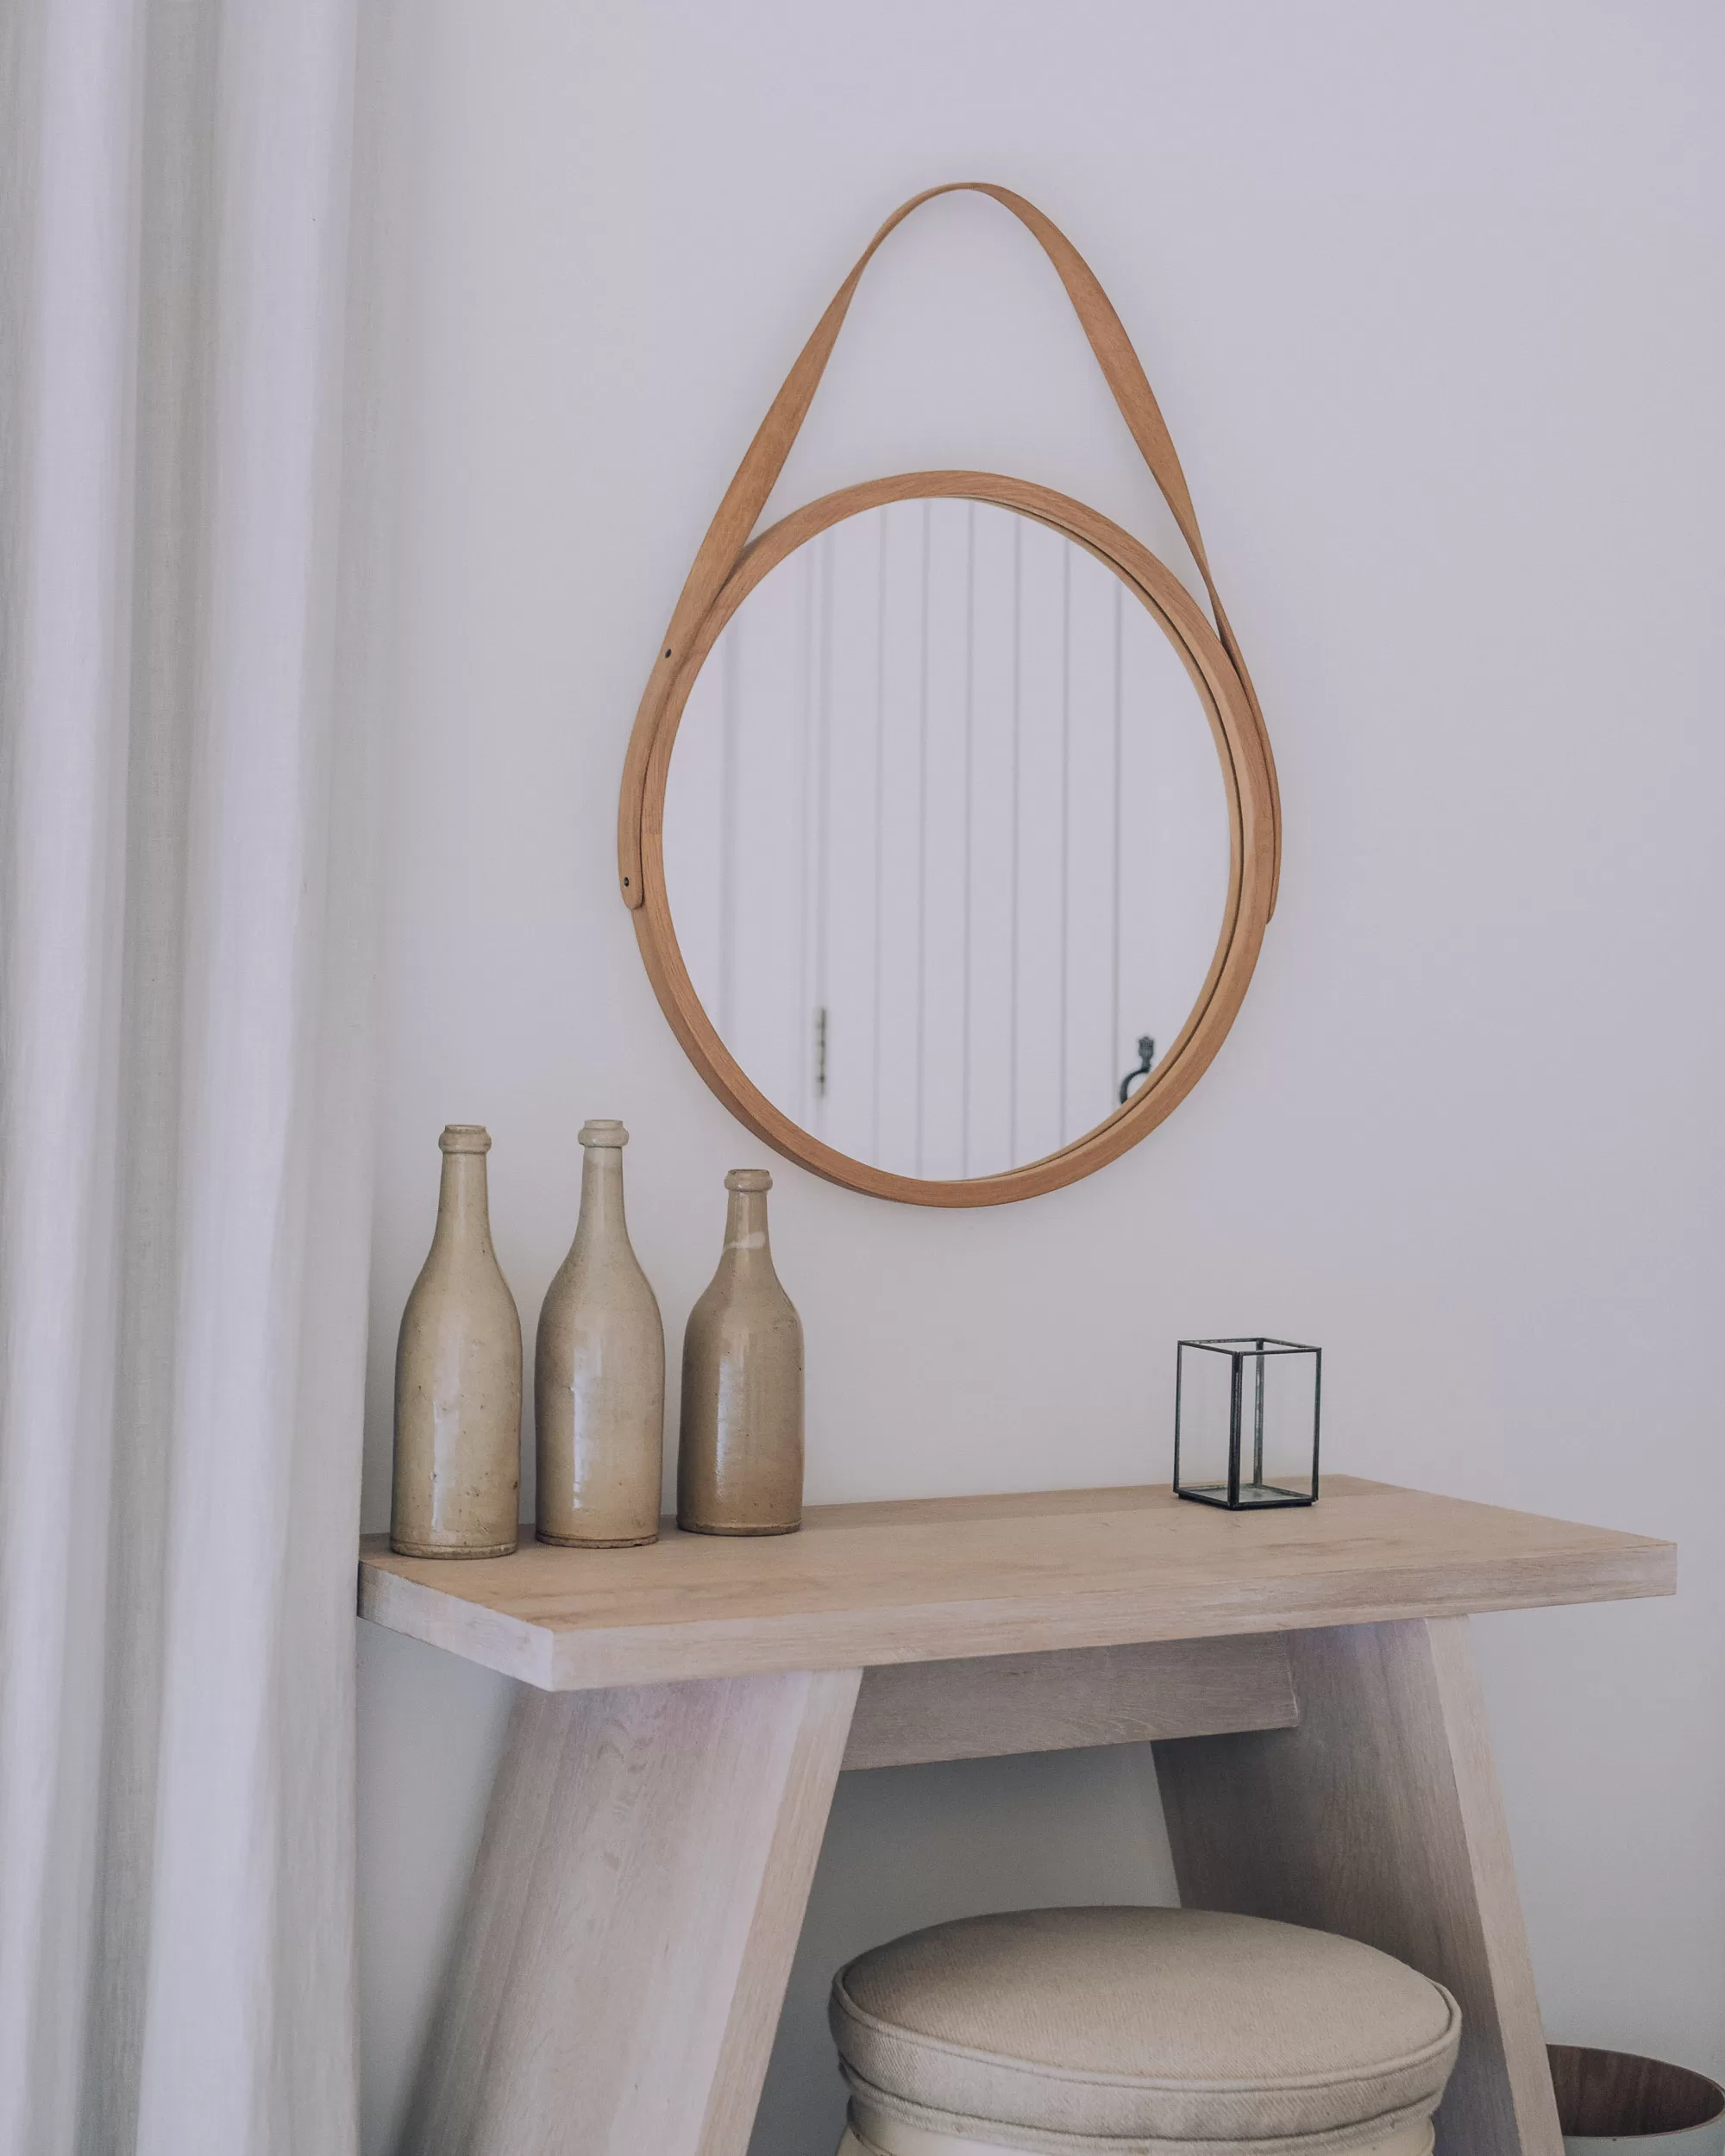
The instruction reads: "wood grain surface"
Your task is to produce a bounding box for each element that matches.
[402,1667,859,2156]
[358,1476,1673,1691]
[843,1633,1298,1768]
[1156,1619,1564,2156]
[1548,2045,1725,2139]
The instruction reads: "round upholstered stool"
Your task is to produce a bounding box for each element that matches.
[829,1907,1461,2156]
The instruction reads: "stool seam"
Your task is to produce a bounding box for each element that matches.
[842,2071,1442,2156]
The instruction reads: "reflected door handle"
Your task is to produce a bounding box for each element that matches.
[1119,1036,1156,1105]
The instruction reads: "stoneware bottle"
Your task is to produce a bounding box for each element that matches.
[678,1169,804,1536]
[391,1125,522,1557]
[535,1119,665,1548]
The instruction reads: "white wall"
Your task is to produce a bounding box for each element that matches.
[348,6,1725,2152]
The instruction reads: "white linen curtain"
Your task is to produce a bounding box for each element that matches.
[0,2,372,2151]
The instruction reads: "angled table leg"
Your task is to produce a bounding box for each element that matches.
[405,1665,860,2156]
[1154,1618,1561,2156]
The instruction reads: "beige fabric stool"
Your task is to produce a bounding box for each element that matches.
[829,1907,1461,2156]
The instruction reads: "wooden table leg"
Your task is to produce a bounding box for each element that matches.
[405,1666,860,2156]
[1154,1618,1561,2156]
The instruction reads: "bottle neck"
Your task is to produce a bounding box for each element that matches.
[575,1144,628,1246]
[436,1151,492,1244]
[723,1187,771,1266]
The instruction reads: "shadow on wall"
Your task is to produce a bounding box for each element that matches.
[749,1742,1177,2156]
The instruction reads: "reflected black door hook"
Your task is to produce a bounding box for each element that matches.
[1119,1035,1156,1105]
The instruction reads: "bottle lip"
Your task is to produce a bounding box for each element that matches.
[579,1119,629,1148]
[440,1125,492,1154]
[725,1168,772,1192]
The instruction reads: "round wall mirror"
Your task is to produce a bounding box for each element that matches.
[622,191,1280,1206]
[663,495,1231,1184]
[631,474,1277,1206]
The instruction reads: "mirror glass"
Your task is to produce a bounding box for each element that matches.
[662,498,1233,1181]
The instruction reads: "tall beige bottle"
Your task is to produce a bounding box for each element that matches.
[535,1119,665,1547]
[391,1125,522,1557]
[678,1169,804,1536]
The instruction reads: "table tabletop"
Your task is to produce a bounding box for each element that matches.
[358,1476,1674,1691]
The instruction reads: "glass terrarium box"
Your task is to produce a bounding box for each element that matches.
[1174,1338,1321,1510]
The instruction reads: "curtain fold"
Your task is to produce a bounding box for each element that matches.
[0,3,372,2151]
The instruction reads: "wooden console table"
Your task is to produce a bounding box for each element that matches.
[359,1476,1673,2156]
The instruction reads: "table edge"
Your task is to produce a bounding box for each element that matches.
[357,1536,1677,1692]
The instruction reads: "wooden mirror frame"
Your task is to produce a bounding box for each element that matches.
[618,185,1282,1207]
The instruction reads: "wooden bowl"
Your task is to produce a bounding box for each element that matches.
[1550,2046,1725,2153]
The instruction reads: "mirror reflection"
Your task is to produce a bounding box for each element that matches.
[662,498,1233,1181]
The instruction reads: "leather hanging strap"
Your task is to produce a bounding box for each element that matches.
[621,183,1279,911]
